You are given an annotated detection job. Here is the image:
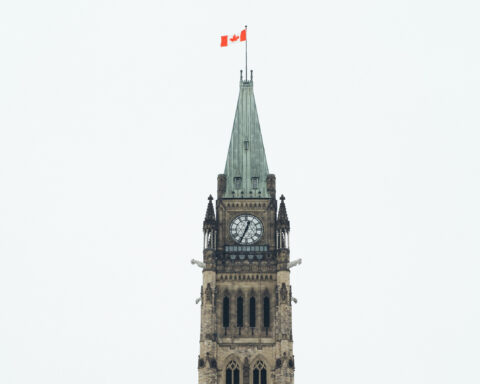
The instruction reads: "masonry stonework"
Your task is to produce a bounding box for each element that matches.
[195,75,298,384]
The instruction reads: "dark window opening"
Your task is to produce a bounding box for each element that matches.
[263,297,270,328]
[223,297,230,327]
[234,368,240,384]
[249,297,256,327]
[237,297,244,327]
[226,369,231,384]
[261,368,267,384]
[253,361,267,384]
[226,361,240,384]
[251,177,259,189]
[234,177,242,189]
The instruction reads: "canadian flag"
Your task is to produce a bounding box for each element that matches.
[220,29,247,47]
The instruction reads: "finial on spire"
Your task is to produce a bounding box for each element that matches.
[245,25,248,81]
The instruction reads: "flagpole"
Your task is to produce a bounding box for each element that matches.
[245,25,248,81]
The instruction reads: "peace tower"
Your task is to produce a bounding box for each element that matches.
[193,71,300,384]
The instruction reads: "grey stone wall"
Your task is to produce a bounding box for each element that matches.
[197,198,295,384]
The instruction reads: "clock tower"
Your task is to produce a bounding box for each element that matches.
[194,72,298,384]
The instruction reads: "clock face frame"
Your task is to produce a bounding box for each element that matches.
[229,214,264,245]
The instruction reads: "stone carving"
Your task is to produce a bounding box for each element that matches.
[204,251,215,264]
[243,356,250,382]
[288,357,295,369]
[209,358,217,369]
[205,283,212,303]
[191,259,206,268]
[280,283,287,302]
[287,259,302,268]
[206,353,217,369]
[205,333,217,341]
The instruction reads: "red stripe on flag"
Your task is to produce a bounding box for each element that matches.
[220,35,228,47]
[240,29,246,42]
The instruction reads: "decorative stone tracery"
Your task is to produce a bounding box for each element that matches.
[197,81,296,384]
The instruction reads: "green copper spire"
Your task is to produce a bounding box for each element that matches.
[223,76,270,198]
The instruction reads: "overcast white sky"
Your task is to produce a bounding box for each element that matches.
[1,1,479,383]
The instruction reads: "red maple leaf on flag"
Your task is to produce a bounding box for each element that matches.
[220,28,247,47]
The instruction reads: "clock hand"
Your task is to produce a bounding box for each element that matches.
[239,221,251,243]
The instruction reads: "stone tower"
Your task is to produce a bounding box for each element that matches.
[195,73,298,384]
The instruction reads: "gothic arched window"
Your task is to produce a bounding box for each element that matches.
[249,297,256,327]
[253,361,267,384]
[223,297,230,328]
[237,297,244,327]
[226,360,240,384]
[263,297,270,328]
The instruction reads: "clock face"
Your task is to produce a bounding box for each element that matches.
[230,214,264,244]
